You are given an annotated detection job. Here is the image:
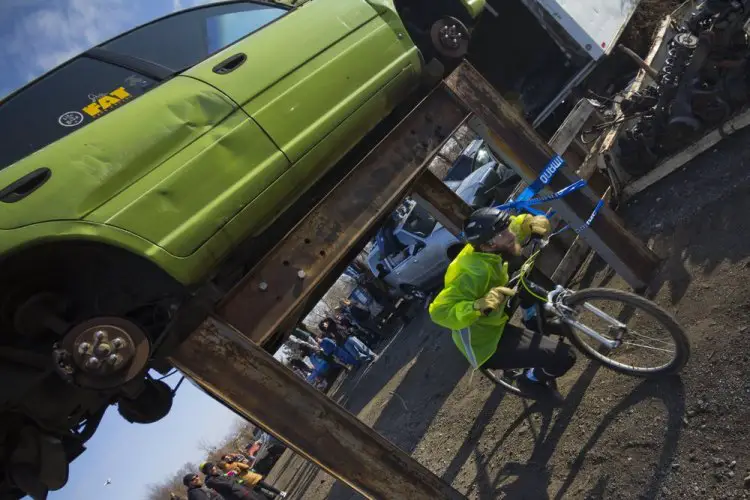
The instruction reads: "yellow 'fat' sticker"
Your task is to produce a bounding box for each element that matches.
[82,87,132,118]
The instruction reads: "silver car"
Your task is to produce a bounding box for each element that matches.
[368,151,519,293]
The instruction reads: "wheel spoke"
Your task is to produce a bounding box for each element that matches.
[620,341,675,354]
[565,290,689,374]
[624,329,674,345]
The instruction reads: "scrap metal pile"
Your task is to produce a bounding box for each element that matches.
[618,0,750,176]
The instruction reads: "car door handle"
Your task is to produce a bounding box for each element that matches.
[0,168,51,203]
[212,53,247,75]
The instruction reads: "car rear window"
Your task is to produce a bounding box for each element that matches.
[0,58,156,171]
[102,2,286,71]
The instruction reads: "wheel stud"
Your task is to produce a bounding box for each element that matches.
[95,342,112,357]
[85,357,102,370]
[77,342,91,355]
[106,354,121,366]
[111,337,126,351]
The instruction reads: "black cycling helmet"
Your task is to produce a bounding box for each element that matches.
[463,207,511,246]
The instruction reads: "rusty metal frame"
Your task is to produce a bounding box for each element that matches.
[411,170,473,236]
[168,62,663,500]
[214,88,468,345]
[170,319,463,500]
[170,86,471,500]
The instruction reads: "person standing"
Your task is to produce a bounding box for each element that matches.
[200,462,285,500]
[217,461,287,499]
[318,318,347,345]
[319,335,377,369]
[182,473,223,500]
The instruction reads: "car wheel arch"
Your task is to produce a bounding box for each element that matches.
[0,240,186,335]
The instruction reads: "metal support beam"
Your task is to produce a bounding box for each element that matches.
[411,170,473,236]
[169,319,463,500]
[447,62,659,289]
[216,88,467,345]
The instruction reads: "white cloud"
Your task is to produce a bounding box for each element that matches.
[0,0,223,95]
[1,0,134,81]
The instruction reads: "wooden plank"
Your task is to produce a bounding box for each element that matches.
[169,319,463,500]
[549,99,596,155]
[622,107,750,199]
[551,235,591,285]
[551,187,612,285]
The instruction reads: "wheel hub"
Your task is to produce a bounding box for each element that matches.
[73,324,136,375]
[439,23,464,50]
[430,16,470,59]
[55,317,150,389]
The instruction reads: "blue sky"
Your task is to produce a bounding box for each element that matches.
[0,0,218,99]
[53,377,241,500]
[0,1,243,499]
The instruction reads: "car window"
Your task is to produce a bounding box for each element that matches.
[102,2,287,71]
[395,230,420,248]
[402,204,438,238]
[0,58,156,171]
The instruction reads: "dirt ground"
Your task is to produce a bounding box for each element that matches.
[267,127,750,499]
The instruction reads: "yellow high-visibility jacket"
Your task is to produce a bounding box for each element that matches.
[428,215,530,368]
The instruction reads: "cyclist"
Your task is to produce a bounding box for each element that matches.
[428,208,577,400]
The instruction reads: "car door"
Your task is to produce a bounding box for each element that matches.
[95,0,418,250]
[0,57,241,237]
[181,0,421,234]
[182,0,417,162]
[86,3,294,257]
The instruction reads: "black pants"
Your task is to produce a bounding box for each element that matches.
[255,480,281,498]
[482,324,576,380]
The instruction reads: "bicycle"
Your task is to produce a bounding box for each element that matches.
[481,238,690,400]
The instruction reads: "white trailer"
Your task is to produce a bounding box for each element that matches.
[483,0,642,126]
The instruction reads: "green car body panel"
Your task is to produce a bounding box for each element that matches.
[0,0,480,287]
[461,0,486,19]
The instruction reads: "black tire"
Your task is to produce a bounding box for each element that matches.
[480,368,540,400]
[563,288,690,377]
[117,379,173,424]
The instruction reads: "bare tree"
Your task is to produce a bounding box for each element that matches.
[145,462,199,500]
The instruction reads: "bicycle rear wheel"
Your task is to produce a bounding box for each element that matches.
[480,368,540,400]
[563,288,690,377]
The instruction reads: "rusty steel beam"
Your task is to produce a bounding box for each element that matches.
[216,88,467,344]
[169,320,463,500]
[447,63,659,289]
[411,170,473,236]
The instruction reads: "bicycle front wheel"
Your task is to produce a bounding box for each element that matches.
[563,288,690,377]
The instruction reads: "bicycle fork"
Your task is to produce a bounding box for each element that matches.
[546,287,624,349]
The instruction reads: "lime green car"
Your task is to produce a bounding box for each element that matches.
[0,0,483,498]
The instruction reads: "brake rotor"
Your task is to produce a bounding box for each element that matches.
[58,317,150,390]
[430,16,470,59]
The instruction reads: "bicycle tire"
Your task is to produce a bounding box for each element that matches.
[480,368,540,400]
[563,288,690,377]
